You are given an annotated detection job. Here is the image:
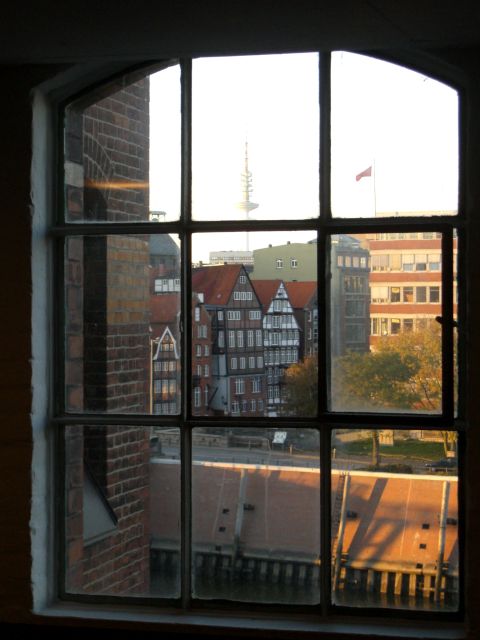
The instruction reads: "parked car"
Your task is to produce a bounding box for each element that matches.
[424,457,458,473]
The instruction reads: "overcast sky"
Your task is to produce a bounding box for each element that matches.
[149,52,458,263]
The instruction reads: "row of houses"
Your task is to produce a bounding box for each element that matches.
[148,229,453,418]
[150,257,318,417]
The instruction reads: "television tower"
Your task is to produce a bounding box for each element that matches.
[236,140,258,251]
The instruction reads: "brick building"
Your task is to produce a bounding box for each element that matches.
[63,75,152,594]
[192,265,266,416]
[192,293,213,415]
[368,231,457,348]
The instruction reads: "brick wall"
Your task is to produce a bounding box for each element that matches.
[63,75,152,595]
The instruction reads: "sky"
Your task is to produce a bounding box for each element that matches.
[149,52,459,263]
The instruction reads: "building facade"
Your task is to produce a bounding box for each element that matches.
[192,265,266,416]
[253,280,300,415]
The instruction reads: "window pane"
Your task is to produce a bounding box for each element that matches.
[192,427,320,604]
[64,425,181,598]
[64,64,180,223]
[331,429,459,612]
[331,53,458,218]
[330,233,444,414]
[65,234,180,413]
[192,231,317,417]
[192,54,319,221]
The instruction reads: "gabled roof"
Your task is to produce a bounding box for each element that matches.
[150,293,180,324]
[284,281,317,309]
[192,264,243,306]
[251,279,284,313]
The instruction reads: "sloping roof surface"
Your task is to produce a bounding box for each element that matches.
[251,279,283,313]
[150,294,180,325]
[150,234,180,257]
[284,281,317,308]
[192,265,242,306]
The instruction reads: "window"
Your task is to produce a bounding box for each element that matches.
[430,286,441,303]
[217,310,224,321]
[403,286,414,303]
[234,378,245,394]
[390,286,401,303]
[193,386,201,407]
[194,306,200,322]
[58,52,460,624]
[217,330,224,348]
[291,258,298,268]
[416,286,427,303]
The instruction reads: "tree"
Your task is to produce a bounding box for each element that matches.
[332,324,442,413]
[282,355,318,417]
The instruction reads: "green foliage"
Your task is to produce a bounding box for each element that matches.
[333,324,442,412]
[282,355,318,417]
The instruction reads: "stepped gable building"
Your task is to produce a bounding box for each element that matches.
[150,294,181,415]
[284,281,318,359]
[252,280,301,415]
[192,265,266,416]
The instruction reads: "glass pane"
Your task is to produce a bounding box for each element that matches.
[65,234,181,413]
[331,429,459,612]
[64,64,180,223]
[331,53,458,218]
[192,427,320,604]
[192,54,319,221]
[64,425,181,598]
[192,231,317,417]
[330,233,443,414]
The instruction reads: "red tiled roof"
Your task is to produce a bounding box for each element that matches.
[251,279,283,312]
[284,281,317,308]
[150,294,180,324]
[192,264,243,305]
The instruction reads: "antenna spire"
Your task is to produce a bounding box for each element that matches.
[236,140,259,251]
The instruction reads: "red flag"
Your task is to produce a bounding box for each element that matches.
[356,166,372,181]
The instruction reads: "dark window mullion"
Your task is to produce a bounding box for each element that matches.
[442,228,454,421]
[180,57,193,608]
[319,50,331,615]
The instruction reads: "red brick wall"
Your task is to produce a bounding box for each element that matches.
[63,75,152,595]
